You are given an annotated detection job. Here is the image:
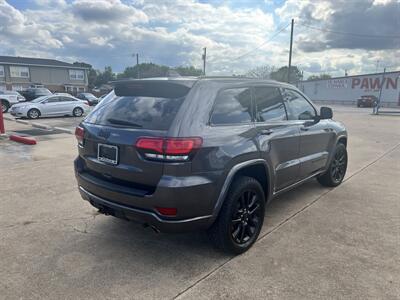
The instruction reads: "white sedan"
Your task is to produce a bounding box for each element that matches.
[10,95,89,119]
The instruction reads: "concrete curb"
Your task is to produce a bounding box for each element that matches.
[54,127,74,134]
[3,116,15,121]
[16,119,29,125]
[31,122,52,130]
[5,116,74,135]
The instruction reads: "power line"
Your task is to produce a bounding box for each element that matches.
[298,23,400,39]
[231,23,290,62]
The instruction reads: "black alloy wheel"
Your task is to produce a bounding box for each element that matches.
[231,190,262,245]
[318,143,347,187]
[208,176,265,254]
[330,145,347,184]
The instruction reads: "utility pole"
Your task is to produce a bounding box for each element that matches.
[287,18,294,83]
[375,67,386,114]
[202,47,207,76]
[136,53,140,79]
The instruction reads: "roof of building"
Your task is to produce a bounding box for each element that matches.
[299,70,400,83]
[0,56,88,69]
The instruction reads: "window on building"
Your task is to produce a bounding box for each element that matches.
[254,86,287,122]
[10,66,29,78]
[210,87,252,125]
[69,70,85,80]
[0,66,4,77]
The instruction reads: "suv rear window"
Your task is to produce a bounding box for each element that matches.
[85,81,193,130]
[86,96,184,130]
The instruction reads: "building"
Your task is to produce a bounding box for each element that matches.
[0,56,89,94]
[297,71,400,107]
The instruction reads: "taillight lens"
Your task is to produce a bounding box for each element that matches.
[75,126,84,145]
[136,137,164,153]
[136,137,202,161]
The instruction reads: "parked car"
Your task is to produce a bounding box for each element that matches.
[98,94,107,101]
[54,92,72,96]
[10,94,89,119]
[74,77,348,254]
[357,95,378,107]
[76,93,99,106]
[19,88,52,101]
[0,90,25,113]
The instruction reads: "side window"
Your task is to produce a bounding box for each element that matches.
[46,97,60,103]
[210,87,252,125]
[62,97,73,102]
[282,89,316,120]
[254,86,287,122]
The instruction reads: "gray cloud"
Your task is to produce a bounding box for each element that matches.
[71,0,148,23]
[298,0,400,52]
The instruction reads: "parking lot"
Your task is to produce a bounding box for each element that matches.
[1,105,399,299]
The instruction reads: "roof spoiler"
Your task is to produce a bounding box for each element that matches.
[113,79,194,98]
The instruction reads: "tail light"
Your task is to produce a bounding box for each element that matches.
[136,137,202,161]
[85,101,90,106]
[75,126,84,145]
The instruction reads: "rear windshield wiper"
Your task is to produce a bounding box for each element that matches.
[107,118,143,128]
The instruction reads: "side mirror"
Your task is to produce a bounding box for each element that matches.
[320,106,333,119]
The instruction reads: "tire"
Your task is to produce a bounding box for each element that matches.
[73,107,84,117]
[208,176,265,254]
[1,100,9,113]
[317,143,348,187]
[27,108,40,119]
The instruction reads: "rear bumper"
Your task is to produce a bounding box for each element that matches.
[78,186,213,232]
[74,157,221,232]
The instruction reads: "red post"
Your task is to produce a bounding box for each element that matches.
[0,103,5,134]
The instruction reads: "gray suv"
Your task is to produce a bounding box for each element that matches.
[74,77,348,254]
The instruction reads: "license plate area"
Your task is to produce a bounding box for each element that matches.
[97,144,118,165]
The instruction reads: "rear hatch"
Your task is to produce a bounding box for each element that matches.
[79,79,195,194]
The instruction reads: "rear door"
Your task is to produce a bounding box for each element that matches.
[60,96,76,114]
[80,80,193,189]
[281,88,334,178]
[41,96,61,115]
[253,86,301,191]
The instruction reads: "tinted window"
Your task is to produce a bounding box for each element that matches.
[282,89,316,120]
[210,88,252,125]
[46,97,60,103]
[85,96,185,130]
[36,88,51,95]
[254,87,286,122]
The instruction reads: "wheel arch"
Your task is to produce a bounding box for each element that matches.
[73,106,84,115]
[337,136,347,147]
[211,159,273,221]
[27,107,41,117]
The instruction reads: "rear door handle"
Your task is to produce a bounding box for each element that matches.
[259,129,273,135]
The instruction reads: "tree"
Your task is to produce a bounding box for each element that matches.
[118,63,203,79]
[117,63,169,79]
[95,66,115,86]
[174,66,203,76]
[307,74,332,80]
[73,61,97,89]
[246,65,275,79]
[270,66,303,83]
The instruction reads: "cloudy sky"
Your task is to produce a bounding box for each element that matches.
[1,0,399,77]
